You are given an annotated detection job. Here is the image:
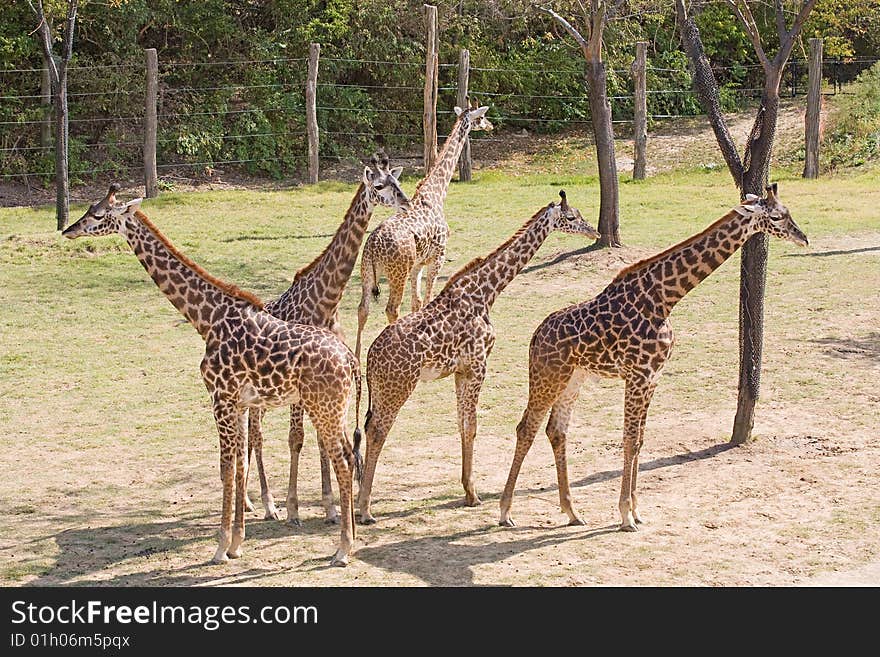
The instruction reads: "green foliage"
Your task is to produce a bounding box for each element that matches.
[825,62,880,168]
[1,1,878,181]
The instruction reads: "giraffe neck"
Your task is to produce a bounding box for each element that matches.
[278,183,373,320]
[454,205,555,310]
[623,210,755,318]
[413,114,469,208]
[122,212,259,340]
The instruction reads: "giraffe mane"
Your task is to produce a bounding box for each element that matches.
[292,183,366,282]
[413,112,466,196]
[133,210,265,309]
[611,209,741,282]
[439,203,552,294]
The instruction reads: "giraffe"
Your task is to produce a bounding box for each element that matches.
[62,185,362,566]
[246,152,409,525]
[357,191,600,524]
[498,184,809,531]
[354,98,494,363]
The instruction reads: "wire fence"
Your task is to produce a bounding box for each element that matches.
[1,52,877,186]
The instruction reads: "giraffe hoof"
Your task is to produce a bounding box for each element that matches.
[359,514,377,525]
[634,516,645,525]
[329,555,349,568]
[286,517,303,528]
[499,518,516,528]
[464,496,483,507]
[324,515,340,525]
[244,499,256,514]
[211,551,230,565]
[567,517,586,526]
[264,510,281,521]
[226,548,242,559]
[619,523,638,532]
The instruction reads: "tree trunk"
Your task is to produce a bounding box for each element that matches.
[585,61,621,247]
[731,86,779,444]
[54,66,69,230]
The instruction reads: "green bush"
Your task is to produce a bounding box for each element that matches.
[825,61,880,169]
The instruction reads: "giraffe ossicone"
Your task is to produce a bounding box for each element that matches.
[498,183,808,531]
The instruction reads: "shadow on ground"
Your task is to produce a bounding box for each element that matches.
[810,332,880,362]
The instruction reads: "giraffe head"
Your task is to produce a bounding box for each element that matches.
[363,150,409,210]
[62,184,142,239]
[453,96,494,133]
[547,190,601,238]
[734,183,809,247]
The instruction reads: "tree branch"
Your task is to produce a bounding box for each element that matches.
[62,0,79,62]
[774,0,787,41]
[725,0,771,72]
[775,0,819,66]
[538,5,589,54]
[27,0,58,82]
[675,0,744,185]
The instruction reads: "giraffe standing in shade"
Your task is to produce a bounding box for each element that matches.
[357,191,600,524]
[354,98,494,362]
[246,153,409,525]
[499,185,808,531]
[63,186,362,566]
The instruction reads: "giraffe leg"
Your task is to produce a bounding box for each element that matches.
[355,261,375,363]
[384,263,409,324]
[499,401,552,527]
[618,378,656,532]
[455,368,486,506]
[422,249,445,307]
[315,423,355,567]
[317,438,339,524]
[409,264,424,313]
[630,382,655,525]
[243,409,256,513]
[211,398,241,564]
[546,369,587,526]
[285,405,306,527]
[248,408,279,520]
[228,411,248,559]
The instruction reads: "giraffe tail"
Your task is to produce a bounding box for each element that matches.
[352,358,364,482]
[370,260,380,300]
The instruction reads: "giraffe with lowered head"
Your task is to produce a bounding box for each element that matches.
[499,184,809,531]
[63,185,362,566]
[357,191,600,524]
[246,152,409,525]
[354,98,494,362]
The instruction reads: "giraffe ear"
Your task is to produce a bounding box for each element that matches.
[470,106,489,118]
[733,202,761,217]
[454,106,464,116]
[390,166,403,180]
[362,166,372,185]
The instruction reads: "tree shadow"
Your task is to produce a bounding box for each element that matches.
[521,242,605,275]
[220,233,336,243]
[782,245,880,258]
[354,523,619,586]
[810,332,880,362]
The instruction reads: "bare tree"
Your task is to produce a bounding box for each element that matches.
[539,1,625,247]
[28,0,79,231]
[674,0,818,444]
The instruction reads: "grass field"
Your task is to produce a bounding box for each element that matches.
[1,159,879,586]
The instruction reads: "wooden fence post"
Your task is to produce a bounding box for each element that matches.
[803,38,823,179]
[144,48,158,198]
[456,48,472,182]
[423,4,439,171]
[40,59,51,148]
[306,42,320,184]
[632,41,648,180]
